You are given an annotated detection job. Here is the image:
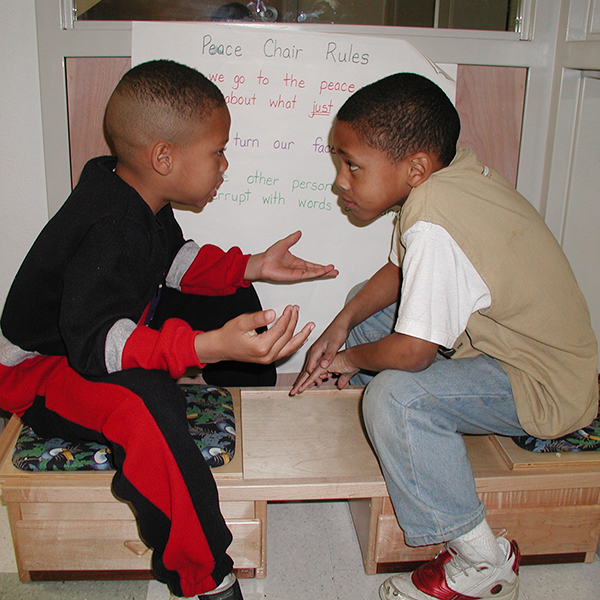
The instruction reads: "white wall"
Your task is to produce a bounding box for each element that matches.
[0,1,48,308]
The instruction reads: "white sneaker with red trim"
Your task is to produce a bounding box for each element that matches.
[379,537,520,600]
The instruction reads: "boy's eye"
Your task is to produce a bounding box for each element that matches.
[217,147,227,156]
[347,161,358,172]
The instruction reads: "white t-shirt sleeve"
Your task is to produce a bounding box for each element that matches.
[392,221,491,348]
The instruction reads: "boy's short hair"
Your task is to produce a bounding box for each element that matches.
[105,59,226,162]
[337,72,460,167]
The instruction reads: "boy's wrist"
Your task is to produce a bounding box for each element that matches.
[340,346,358,372]
[243,253,264,282]
[194,330,227,364]
[332,308,358,336]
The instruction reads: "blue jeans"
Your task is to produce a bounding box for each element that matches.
[347,287,526,546]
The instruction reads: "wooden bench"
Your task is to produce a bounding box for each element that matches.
[1,387,600,582]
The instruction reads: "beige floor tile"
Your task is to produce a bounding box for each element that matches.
[0,504,17,573]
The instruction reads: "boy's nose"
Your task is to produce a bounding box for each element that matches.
[334,173,348,192]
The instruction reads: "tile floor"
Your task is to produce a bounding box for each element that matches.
[1,499,599,600]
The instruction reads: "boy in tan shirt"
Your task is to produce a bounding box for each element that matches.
[292,72,597,600]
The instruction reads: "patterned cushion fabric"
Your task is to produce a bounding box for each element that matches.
[511,415,600,452]
[11,384,235,471]
[512,376,600,452]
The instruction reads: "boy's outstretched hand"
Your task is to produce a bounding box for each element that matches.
[244,231,338,283]
[194,305,315,366]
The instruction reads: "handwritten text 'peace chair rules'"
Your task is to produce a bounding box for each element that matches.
[202,35,370,65]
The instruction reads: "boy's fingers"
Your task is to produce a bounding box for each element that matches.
[296,266,339,281]
[291,347,322,394]
[268,305,297,340]
[293,365,328,395]
[253,305,301,360]
[290,371,310,396]
[337,372,355,389]
[255,306,294,336]
[274,322,314,360]
[288,264,338,281]
[292,367,332,394]
[242,309,277,333]
[270,231,301,255]
[283,230,302,248]
[268,309,308,359]
[321,265,339,277]
[305,341,335,372]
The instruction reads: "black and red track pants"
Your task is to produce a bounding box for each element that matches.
[17,359,231,596]
[0,285,276,596]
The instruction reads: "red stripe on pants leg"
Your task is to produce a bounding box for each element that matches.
[37,359,221,596]
[0,356,64,416]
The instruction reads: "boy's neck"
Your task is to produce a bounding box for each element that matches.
[430,155,446,175]
[115,161,168,214]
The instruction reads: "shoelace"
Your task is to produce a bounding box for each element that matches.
[445,527,509,585]
[443,545,488,585]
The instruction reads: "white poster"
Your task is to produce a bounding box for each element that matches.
[133,22,456,372]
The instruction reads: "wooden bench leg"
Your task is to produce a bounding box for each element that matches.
[348,497,384,576]
[6,504,31,582]
[255,501,267,578]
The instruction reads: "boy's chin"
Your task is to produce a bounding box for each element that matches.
[170,197,211,212]
[347,210,380,224]
[351,206,383,221]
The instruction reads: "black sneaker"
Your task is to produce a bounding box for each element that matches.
[171,574,243,600]
[197,575,243,600]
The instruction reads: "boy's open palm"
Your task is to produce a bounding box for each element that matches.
[195,305,315,365]
[245,231,338,282]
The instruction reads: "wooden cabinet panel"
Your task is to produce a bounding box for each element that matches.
[11,511,264,573]
[65,59,525,190]
[15,519,152,571]
[487,505,600,556]
[456,64,527,186]
[374,504,600,565]
[65,56,130,187]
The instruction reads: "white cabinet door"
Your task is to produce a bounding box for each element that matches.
[561,75,600,358]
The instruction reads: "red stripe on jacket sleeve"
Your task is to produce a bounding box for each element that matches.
[121,319,204,378]
[180,245,251,296]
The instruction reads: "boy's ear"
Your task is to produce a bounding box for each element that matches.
[150,142,173,176]
[406,152,437,188]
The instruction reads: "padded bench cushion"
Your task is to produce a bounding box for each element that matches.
[512,377,600,452]
[512,413,600,452]
[11,384,235,471]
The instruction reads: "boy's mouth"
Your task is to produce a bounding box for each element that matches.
[211,178,224,198]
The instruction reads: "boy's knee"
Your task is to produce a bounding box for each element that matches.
[362,370,399,426]
[363,370,431,445]
[363,369,424,422]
